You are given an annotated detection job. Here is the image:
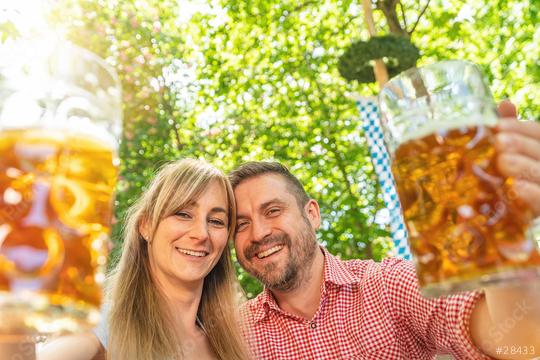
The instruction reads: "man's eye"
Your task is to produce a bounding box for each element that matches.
[267,208,280,216]
[236,221,249,232]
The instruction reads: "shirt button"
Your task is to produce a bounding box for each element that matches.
[309,322,317,329]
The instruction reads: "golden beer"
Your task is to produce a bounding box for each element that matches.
[0,128,117,335]
[392,125,540,292]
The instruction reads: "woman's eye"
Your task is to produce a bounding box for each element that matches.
[209,218,226,227]
[175,211,191,219]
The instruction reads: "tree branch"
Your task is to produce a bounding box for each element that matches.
[408,0,431,35]
[362,0,389,87]
[399,1,408,31]
[280,0,318,20]
[292,0,318,12]
[160,91,184,151]
[332,14,361,36]
[171,120,183,151]
[376,0,408,36]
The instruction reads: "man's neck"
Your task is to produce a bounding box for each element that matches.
[271,247,325,320]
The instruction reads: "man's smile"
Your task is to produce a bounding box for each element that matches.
[256,245,285,259]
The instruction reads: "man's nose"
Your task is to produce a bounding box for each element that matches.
[251,219,272,242]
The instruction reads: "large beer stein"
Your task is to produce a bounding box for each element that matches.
[0,39,121,340]
[379,60,540,297]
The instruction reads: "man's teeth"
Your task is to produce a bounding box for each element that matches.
[176,248,208,257]
[257,245,284,259]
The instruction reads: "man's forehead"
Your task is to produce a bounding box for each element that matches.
[234,173,286,191]
[234,174,293,203]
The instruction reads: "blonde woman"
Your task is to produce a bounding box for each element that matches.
[38,159,251,360]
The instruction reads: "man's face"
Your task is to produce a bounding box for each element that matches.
[233,173,320,291]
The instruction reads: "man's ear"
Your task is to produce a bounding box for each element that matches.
[304,199,321,230]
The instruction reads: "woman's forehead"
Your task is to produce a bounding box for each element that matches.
[173,181,229,208]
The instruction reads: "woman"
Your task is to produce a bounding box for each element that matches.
[38,159,250,360]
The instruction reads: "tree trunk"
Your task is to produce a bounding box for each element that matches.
[378,0,409,37]
[362,0,389,88]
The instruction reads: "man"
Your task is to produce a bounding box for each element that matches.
[229,102,540,359]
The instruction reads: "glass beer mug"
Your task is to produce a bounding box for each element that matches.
[0,39,121,339]
[379,60,540,297]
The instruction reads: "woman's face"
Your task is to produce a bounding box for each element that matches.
[145,180,230,290]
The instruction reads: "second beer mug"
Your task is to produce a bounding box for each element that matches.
[0,39,121,337]
[379,60,540,297]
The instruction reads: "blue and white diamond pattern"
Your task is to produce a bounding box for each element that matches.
[356,97,412,260]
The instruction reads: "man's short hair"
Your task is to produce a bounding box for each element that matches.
[229,162,310,208]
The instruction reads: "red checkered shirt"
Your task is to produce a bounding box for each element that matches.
[240,247,488,359]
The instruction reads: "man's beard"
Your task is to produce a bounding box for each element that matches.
[240,219,318,292]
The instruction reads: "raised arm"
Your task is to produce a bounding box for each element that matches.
[469,101,540,359]
[37,333,105,360]
[0,340,36,360]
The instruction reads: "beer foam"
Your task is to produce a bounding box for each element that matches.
[399,114,499,144]
[63,118,119,151]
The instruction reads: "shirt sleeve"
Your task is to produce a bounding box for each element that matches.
[380,258,489,359]
[92,303,109,350]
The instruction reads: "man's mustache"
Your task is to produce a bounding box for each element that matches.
[244,232,291,260]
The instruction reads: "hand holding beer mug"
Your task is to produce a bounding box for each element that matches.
[379,60,540,297]
[0,39,121,353]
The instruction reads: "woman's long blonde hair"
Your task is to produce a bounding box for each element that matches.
[107,159,250,359]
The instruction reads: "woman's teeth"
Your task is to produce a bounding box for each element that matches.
[257,245,283,259]
[176,248,208,257]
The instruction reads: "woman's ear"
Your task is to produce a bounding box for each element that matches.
[139,220,150,242]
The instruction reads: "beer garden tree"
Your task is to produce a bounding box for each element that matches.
[35,0,540,296]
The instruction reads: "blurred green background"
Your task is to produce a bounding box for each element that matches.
[5,0,537,298]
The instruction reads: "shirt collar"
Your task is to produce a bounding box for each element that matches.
[252,246,361,323]
[320,246,362,286]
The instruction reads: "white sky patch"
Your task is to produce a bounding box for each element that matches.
[347,2,360,17]
[162,59,199,111]
[196,106,223,130]
[236,91,253,105]
[319,72,333,84]
[310,143,324,155]
[272,60,284,69]
[374,208,390,226]
[312,46,325,58]
[441,0,452,10]
[176,0,209,24]
[2,0,227,38]
[176,0,228,27]
[0,0,52,37]
[455,3,474,22]
[298,78,309,90]
[285,74,297,88]
[150,77,161,92]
